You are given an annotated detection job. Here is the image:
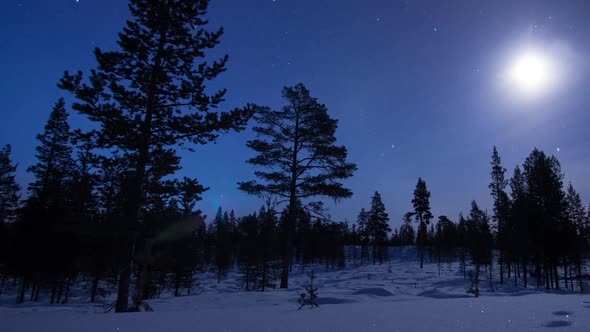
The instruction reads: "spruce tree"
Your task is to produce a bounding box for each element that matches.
[522,149,565,289]
[399,220,415,246]
[408,177,433,268]
[18,98,76,304]
[357,208,370,262]
[465,201,492,296]
[0,145,21,224]
[366,191,391,264]
[214,207,232,283]
[509,165,530,287]
[564,183,586,236]
[27,98,75,205]
[59,0,254,312]
[238,83,357,288]
[489,146,510,284]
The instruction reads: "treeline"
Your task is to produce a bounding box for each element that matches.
[352,146,590,293]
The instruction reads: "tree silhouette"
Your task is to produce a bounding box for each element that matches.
[489,146,510,284]
[407,177,433,268]
[59,0,254,312]
[0,145,20,224]
[239,83,357,288]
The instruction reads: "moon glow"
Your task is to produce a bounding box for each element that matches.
[505,49,556,97]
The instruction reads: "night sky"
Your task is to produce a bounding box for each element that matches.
[1,0,589,227]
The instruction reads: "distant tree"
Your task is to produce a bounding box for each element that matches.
[26,98,75,205]
[522,149,566,289]
[433,215,457,275]
[237,214,259,291]
[564,183,587,237]
[465,201,493,296]
[213,207,232,283]
[366,191,391,264]
[562,183,587,290]
[59,0,254,312]
[237,209,280,292]
[398,220,415,246]
[17,98,77,304]
[489,146,511,285]
[457,213,468,279]
[238,84,357,288]
[256,207,280,291]
[0,145,21,224]
[407,178,433,268]
[357,208,370,262]
[508,165,531,287]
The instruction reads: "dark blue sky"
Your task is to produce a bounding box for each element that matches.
[1,0,589,227]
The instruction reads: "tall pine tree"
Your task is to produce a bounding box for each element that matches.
[59,0,254,312]
[238,83,357,288]
[366,191,391,264]
[489,146,510,284]
[407,177,433,268]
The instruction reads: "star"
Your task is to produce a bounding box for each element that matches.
[557,147,560,152]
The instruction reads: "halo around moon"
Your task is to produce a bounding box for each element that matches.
[505,48,556,97]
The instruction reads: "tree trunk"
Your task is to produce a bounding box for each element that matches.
[499,254,504,285]
[34,284,40,302]
[50,284,57,304]
[115,257,132,312]
[17,277,26,304]
[56,282,63,304]
[523,260,528,288]
[90,276,100,302]
[29,281,37,302]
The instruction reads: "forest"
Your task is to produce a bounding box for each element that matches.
[0,0,588,314]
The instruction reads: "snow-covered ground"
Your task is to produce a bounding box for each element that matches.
[2,247,590,331]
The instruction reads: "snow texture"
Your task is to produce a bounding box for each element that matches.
[1,247,589,331]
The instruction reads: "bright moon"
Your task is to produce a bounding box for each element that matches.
[506,49,555,97]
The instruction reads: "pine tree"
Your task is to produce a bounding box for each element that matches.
[564,183,586,237]
[18,98,76,304]
[0,145,20,224]
[509,165,530,287]
[357,208,370,263]
[366,191,391,264]
[522,149,565,289]
[465,201,492,296]
[489,146,510,285]
[238,84,357,288]
[27,98,75,205]
[399,220,415,246]
[59,0,254,312]
[408,177,433,268]
[457,213,468,279]
[214,207,232,283]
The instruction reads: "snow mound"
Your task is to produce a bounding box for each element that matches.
[352,287,394,297]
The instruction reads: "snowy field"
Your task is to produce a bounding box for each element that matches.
[2,247,590,332]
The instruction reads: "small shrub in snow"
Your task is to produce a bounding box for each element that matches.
[298,271,319,310]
